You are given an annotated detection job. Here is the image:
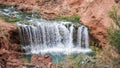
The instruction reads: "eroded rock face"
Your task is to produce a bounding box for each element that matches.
[0,0,119,47]
[0,49,23,68]
[0,19,20,51]
[31,55,54,68]
[0,49,7,68]
[0,19,22,68]
[6,51,23,68]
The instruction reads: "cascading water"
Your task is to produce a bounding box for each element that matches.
[0,6,92,56]
[77,26,89,48]
[17,19,92,55]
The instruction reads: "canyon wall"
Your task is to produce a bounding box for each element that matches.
[0,19,22,68]
[0,19,20,51]
[0,0,119,47]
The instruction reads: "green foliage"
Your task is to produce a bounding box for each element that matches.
[60,54,97,68]
[56,15,80,22]
[109,6,120,28]
[5,17,21,22]
[86,52,96,56]
[20,11,40,19]
[0,14,21,22]
[107,29,120,53]
[90,45,101,55]
[58,51,120,68]
[108,6,120,53]
[0,4,10,9]
[0,14,6,18]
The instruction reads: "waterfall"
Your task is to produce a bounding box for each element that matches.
[0,5,93,64]
[0,6,91,53]
[77,25,89,48]
[68,24,74,48]
[0,6,91,55]
[17,20,92,55]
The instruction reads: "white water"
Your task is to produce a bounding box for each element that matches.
[0,6,92,55]
[77,26,90,48]
[17,20,92,55]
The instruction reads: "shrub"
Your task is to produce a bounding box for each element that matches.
[0,4,10,9]
[108,6,120,53]
[107,29,120,53]
[56,15,80,22]
[5,17,21,22]
[0,14,21,22]
[109,6,120,28]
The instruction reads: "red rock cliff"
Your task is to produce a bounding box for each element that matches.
[0,0,119,47]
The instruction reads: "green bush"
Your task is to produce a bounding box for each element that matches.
[5,17,21,22]
[0,14,21,22]
[108,6,120,53]
[107,29,120,53]
[56,15,80,22]
[0,4,10,9]
[109,6,120,28]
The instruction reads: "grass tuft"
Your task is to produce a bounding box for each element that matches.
[55,15,80,22]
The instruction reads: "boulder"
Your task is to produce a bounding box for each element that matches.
[31,55,53,68]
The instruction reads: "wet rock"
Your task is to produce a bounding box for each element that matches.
[6,58,22,68]
[31,55,53,68]
[0,49,23,68]
[0,18,20,51]
[6,51,23,68]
